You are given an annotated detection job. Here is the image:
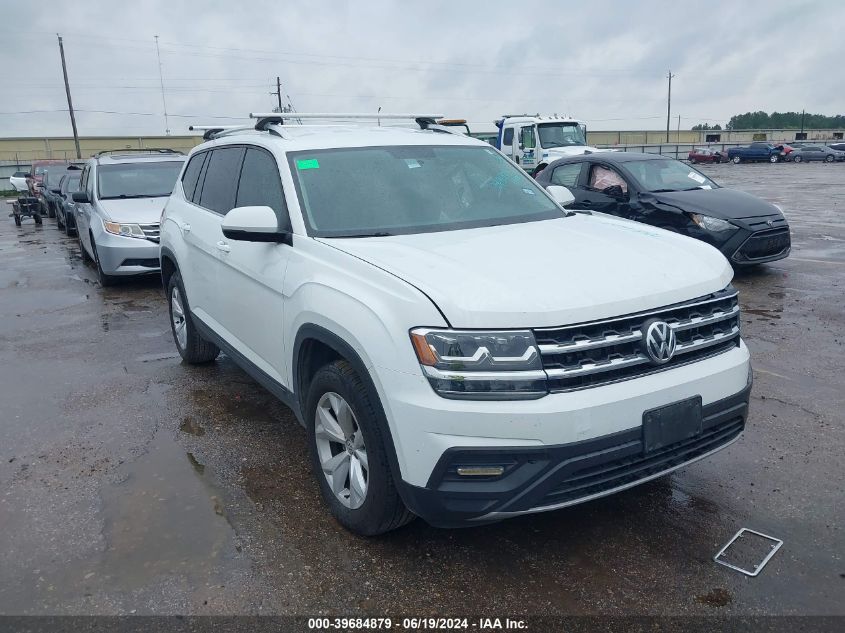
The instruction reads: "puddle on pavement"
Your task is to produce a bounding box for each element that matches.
[98,430,242,591]
[180,415,206,436]
[743,307,783,320]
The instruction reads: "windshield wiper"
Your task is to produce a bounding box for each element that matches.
[100,194,163,199]
[649,188,678,193]
[344,231,395,238]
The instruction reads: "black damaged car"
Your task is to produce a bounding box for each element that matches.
[535,152,791,266]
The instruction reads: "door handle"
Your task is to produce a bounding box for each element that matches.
[216,241,231,253]
[581,200,593,206]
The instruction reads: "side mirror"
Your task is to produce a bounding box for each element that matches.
[221,206,291,243]
[51,187,62,194]
[546,185,576,208]
[72,191,90,203]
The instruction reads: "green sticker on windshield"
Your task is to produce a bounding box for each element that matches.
[297,159,319,170]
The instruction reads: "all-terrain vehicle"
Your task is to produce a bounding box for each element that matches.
[11,196,43,227]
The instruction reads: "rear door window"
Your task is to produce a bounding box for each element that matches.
[198,147,245,214]
[550,163,584,187]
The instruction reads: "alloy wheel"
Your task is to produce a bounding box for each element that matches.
[314,391,368,509]
[170,286,187,350]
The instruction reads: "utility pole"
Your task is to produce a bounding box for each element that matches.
[57,34,81,159]
[666,71,674,144]
[154,36,170,135]
[800,109,805,136]
[677,114,681,142]
[273,77,284,112]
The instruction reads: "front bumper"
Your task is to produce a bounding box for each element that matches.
[728,227,791,265]
[398,382,749,527]
[380,340,750,526]
[94,231,161,276]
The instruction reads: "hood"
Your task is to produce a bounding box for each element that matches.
[321,215,732,329]
[96,197,168,224]
[644,187,782,225]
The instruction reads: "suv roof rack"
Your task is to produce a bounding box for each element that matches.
[189,125,247,141]
[248,112,444,131]
[93,148,184,158]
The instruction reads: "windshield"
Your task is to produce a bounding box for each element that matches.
[624,158,718,192]
[289,145,563,237]
[97,161,184,199]
[537,122,587,148]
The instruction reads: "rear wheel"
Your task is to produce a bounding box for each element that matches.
[825,155,834,163]
[794,155,803,163]
[56,209,64,230]
[306,360,413,535]
[14,213,21,227]
[33,213,42,225]
[167,271,220,363]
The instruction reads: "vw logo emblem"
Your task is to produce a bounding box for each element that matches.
[766,219,775,227]
[644,320,676,365]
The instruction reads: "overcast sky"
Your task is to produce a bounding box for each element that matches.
[1,0,842,137]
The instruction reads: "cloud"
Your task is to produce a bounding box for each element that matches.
[0,0,842,137]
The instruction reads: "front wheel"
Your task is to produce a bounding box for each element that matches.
[33,213,42,225]
[732,156,741,164]
[306,360,413,536]
[167,272,219,364]
[794,155,803,163]
[14,213,21,227]
[769,154,779,163]
[825,155,834,163]
[90,237,117,287]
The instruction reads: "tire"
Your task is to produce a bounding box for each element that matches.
[167,271,220,364]
[56,209,64,230]
[14,214,21,227]
[732,156,741,164]
[46,201,55,219]
[825,155,834,163]
[34,213,42,225]
[90,236,117,287]
[689,158,697,164]
[794,155,802,163]
[769,154,779,163]
[65,218,76,236]
[78,233,92,262]
[306,360,414,536]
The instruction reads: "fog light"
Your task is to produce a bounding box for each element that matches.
[456,466,505,477]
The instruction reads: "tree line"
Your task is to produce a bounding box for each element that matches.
[693,112,845,130]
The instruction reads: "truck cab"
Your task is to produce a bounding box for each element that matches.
[494,115,598,175]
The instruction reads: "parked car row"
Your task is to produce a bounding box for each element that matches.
[687,142,845,164]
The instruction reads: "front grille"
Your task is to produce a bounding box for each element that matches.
[139,223,160,243]
[534,287,741,392]
[733,228,790,262]
[539,415,745,507]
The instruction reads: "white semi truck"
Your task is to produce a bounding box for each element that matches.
[493,114,601,175]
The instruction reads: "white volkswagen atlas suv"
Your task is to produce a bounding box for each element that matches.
[160,114,751,536]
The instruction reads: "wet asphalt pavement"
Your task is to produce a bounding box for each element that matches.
[0,163,843,617]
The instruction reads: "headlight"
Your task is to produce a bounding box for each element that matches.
[409,328,547,400]
[687,213,736,232]
[104,221,146,238]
